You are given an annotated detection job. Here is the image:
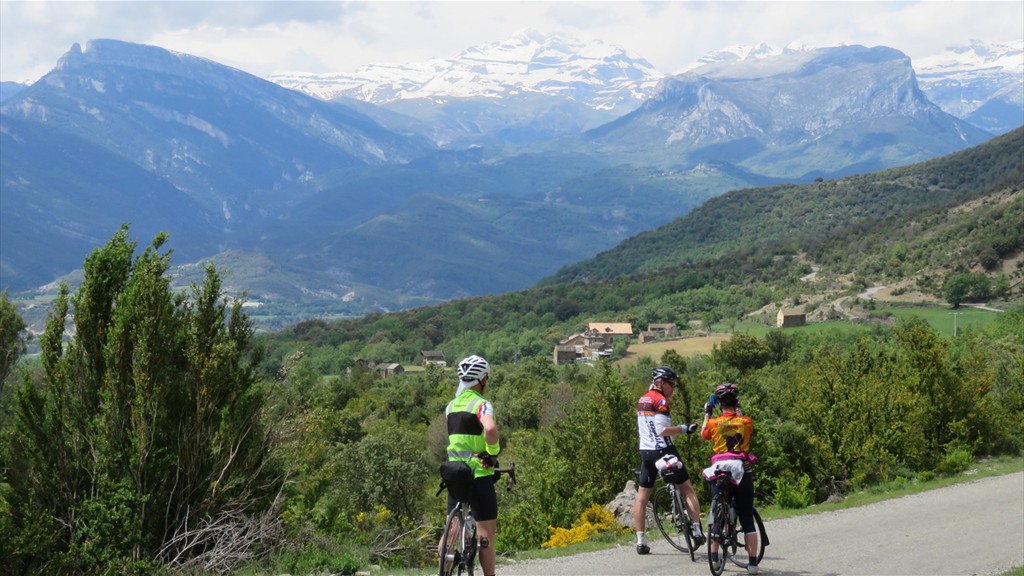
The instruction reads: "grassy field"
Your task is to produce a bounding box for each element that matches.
[611,303,1006,367]
[880,304,1003,337]
[616,333,733,365]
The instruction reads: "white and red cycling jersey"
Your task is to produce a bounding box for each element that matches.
[637,387,674,451]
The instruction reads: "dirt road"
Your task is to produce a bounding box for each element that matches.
[496,472,1024,576]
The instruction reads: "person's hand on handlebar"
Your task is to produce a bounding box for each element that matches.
[477,453,498,468]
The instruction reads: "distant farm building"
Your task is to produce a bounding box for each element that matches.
[375,363,405,378]
[587,322,634,346]
[639,323,679,343]
[777,309,807,328]
[553,330,614,365]
[553,345,577,366]
[421,350,447,367]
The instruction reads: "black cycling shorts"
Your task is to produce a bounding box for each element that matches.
[638,447,690,489]
[447,475,498,521]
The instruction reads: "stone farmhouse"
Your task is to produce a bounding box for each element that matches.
[421,350,447,367]
[553,323,634,365]
[587,322,634,346]
[639,323,679,343]
[375,362,405,378]
[777,309,807,328]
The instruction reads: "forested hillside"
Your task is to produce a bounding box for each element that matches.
[259,128,1023,371]
[1,128,1022,574]
[545,127,1024,285]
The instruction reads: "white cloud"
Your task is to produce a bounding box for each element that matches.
[1,0,1021,84]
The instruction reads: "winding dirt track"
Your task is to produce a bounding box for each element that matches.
[496,472,1024,576]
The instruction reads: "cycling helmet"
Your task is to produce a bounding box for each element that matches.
[714,382,740,406]
[651,366,679,385]
[457,354,490,383]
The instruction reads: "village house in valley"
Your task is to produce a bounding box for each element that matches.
[553,322,634,365]
[639,323,679,343]
[421,350,446,367]
[587,322,634,346]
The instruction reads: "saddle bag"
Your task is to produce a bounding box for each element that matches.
[439,460,475,501]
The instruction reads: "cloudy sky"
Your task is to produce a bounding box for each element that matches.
[2,1,1022,84]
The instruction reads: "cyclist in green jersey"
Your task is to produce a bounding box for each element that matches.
[445,355,501,576]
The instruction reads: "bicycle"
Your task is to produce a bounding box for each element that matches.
[636,467,702,561]
[439,462,517,576]
[705,468,769,576]
[652,477,702,561]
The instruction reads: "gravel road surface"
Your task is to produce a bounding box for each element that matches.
[496,472,1024,576]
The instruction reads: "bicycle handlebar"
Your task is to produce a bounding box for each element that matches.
[494,462,516,491]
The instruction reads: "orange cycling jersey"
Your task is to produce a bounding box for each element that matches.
[701,410,753,455]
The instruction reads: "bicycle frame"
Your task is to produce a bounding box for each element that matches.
[706,470,768,576]
[439,464,517,576]
[644,470,699,561]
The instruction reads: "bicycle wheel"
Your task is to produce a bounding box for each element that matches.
[464,519,477,576]
[753,507,768,563]
[727,507,767,569]
[706,496,728,576]
[651,486,691,554]
[673,488,697,561]
[439,508,464,576]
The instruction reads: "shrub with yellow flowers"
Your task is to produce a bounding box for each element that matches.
[541,504,620,548]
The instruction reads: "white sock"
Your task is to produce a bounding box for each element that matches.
[693,522,704,537]
[637,531,646,545]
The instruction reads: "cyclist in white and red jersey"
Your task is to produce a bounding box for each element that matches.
[633,366,705,554]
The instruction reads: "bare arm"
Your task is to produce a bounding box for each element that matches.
[481,413,499,448]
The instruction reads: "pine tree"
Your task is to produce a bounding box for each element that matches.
[4,226,282,573]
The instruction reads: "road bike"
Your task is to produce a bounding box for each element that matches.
[651,477,701,561]
[705,468,768,576]
[439,462,517,576]
[635,466,702,561]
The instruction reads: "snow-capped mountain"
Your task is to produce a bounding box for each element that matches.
[914,39,1023,134]
[587,44,990,178]
[269,30,661,112]
[678,41,816,72]
[270,34,1021,143]
[678,39,1022,135]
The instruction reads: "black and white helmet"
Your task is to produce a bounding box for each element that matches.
[457,354,490,383]
[651,365,679,385]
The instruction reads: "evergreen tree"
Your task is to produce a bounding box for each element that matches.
[4,226,282,574]
[0,289,28,399]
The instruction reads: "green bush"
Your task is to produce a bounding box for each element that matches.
[937,446,974,476]
[498,501,551,553]
[772,472,815,509]
[273,540,364,576]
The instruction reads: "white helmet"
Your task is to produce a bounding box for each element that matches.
[457,354,490,383]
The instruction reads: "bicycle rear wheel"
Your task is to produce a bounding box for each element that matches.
[707,495,728,576]
[439,508,464,576]
[464,520,477,576]
[729,507,768,568]
[754,507,768,563]
[651,486,693,554]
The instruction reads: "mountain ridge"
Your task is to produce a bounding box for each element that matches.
[1,37,1015,326]
[268,34,1022,139]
